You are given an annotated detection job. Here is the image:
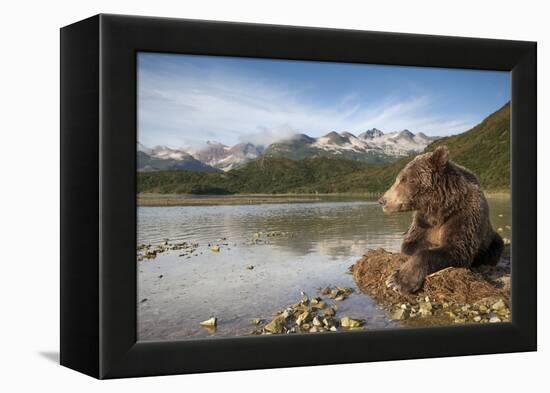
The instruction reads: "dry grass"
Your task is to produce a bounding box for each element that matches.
[351,248,509,307]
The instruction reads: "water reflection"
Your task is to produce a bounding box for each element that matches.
[137,196,511,341]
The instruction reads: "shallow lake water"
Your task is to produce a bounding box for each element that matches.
[137,195,511,341]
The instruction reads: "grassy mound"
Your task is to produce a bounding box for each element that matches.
[351,248,511,326]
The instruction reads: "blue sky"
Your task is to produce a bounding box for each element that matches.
[138,52,510,148]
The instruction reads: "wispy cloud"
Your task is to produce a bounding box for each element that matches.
[138,63,479,148]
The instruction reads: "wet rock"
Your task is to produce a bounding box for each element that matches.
[489,316,502,323]
[340,316,364,328]
[329,288,340,298]
[246,265,254,270]
[200,317,217,327]
[311,297,322,305]
[282,307,296,320]
[210,245,220,252]
[140,298,148,303]
[251,318,263,325]
[323,307,336,317]
[311,301,327,310]
[322,317,336,328]
[312,317,323,327]
[473,316,482,322]
[337,287,354,295]
[264,316,285,333]
[320,287,331,296]
[391,308,409,320]
[296,311,311,326]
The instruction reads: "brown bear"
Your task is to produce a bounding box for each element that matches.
[378,145,504,294]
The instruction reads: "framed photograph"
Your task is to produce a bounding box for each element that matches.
[60,14,536,379]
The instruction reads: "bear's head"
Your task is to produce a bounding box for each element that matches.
[379,146,450,213]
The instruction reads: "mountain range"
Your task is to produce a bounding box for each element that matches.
[138,102,510,194]
[264,129,436,162]
[137,129,437,172]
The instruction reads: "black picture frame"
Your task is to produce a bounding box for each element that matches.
[60,14,537,379]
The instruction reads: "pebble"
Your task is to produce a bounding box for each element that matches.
[489,316,502,323]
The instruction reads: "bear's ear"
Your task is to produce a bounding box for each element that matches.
[430,146,449,169]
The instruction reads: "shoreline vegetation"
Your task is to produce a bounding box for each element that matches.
[137,191,510,207]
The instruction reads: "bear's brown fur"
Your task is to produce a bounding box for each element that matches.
[378,146,504,294]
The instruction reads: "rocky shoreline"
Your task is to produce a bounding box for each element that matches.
[250,286,365,335]
[351,248,511,326]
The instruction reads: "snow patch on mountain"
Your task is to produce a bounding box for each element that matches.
[139,140,264,172]
[312,129,437,157]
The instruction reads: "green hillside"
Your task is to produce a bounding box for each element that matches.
[138,156,375,195]
[426,102,510,190]
[138,103,510,195]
